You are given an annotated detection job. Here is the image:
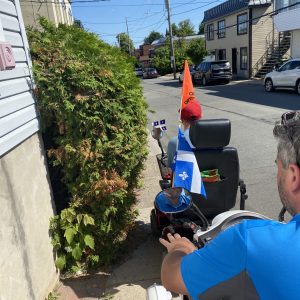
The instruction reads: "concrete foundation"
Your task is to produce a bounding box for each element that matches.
[0,133,58,300]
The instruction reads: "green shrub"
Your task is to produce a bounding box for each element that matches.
[27,19,148,271]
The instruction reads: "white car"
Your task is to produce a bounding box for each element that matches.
[135,67,143,77]
[264,58,300,95]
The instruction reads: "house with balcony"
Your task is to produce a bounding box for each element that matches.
[273,0,300,58]
[20,0,73,28]
[202,0,291,79]
[133,44,154,67]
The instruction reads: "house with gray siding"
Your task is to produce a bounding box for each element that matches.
[0,0,57,299]
[202,0,291,79]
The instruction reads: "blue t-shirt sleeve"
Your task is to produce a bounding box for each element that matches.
[180,222,248,300]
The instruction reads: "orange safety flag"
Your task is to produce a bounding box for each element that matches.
[180,60,196,119]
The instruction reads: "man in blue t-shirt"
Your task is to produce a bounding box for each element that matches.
[160,111,300,300]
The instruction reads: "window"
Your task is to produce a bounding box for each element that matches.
[204,63,210,72]
[218,49,226,60]
[240,47,248,70]
[237,13,247,35]
[206,24,214,40]
[275,0,300,11]
[218,20,225,38]
[279,61,292,71]
[290,60,300,70]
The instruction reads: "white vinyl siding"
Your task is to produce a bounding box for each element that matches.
[274,6,300,32]
[0,0,39,157]
[251,5,276,72]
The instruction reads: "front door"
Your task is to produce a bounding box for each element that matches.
[232,48,237,74]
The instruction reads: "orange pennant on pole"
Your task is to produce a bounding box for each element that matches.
[180,60,196,119]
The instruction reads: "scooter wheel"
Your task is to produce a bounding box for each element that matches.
[150,209,161,237]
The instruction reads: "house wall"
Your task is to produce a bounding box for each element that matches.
[273,6,300,32]
[0,0,39,157]
[0,0,58,299]
[274,6,300,59]
[0,134,58,300]
[251,5,276,75]
[205,8,249,78]
[20,2,56,27]
[291,29,300,58]
[20,0,73,28]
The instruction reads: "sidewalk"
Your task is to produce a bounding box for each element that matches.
[55,133,169,300]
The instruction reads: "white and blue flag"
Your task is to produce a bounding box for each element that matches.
[173,127,206,197]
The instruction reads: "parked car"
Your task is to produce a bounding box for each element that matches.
[193,60,232,85]
[264,58,300,95]
[178,65,196,83]
[143,68,158,79]
[135,67,143,77]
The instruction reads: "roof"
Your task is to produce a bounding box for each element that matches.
[202,0,271,23]
[202,0,249,23]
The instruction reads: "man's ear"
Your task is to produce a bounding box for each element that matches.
[288,164,300,192]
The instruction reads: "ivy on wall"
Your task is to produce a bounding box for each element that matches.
[27,19,148,272]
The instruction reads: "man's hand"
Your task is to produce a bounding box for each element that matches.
[159,233,197,253]
[159,233,197,296]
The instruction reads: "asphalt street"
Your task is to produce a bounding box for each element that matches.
[142,76,300,220]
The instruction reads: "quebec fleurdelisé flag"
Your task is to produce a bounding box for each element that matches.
[173,60,206,197]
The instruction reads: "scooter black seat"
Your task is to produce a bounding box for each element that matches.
[189,119,240,218]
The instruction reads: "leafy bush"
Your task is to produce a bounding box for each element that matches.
[27,19,148,271]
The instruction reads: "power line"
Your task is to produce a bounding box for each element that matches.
[172,0,224,16]
[172,0,223,9]
[90,1,299,38]
[67,11,164,24]
[20,0,225,5]
[71,0,224,7]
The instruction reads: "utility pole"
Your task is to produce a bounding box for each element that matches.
[126,17,131,55]
[165,0,176,79]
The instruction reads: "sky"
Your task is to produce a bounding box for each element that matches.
[71,0,226,48]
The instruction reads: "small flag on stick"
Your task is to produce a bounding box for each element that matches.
[173,127,206,197]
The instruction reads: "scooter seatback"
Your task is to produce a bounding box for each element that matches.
[189,119,239,218]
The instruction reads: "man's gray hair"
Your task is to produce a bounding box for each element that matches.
[273,112,300,168]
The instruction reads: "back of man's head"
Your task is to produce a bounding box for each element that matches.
[181,100,202,122]
[273,111,300,168]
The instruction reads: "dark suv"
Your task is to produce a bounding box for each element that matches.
[143,67,158,79]
[194,60,232,85]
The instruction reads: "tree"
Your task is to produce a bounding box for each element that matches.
[116,32,134,54]
[166,23,178,37]
[144,31,163,44]
[74,19,83,29]
[177,19,195,37]
[151,37,207,74]
[151,38,191,75]
[198,23,205,35]
[166,19,195,37]
[186,38,207,65]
